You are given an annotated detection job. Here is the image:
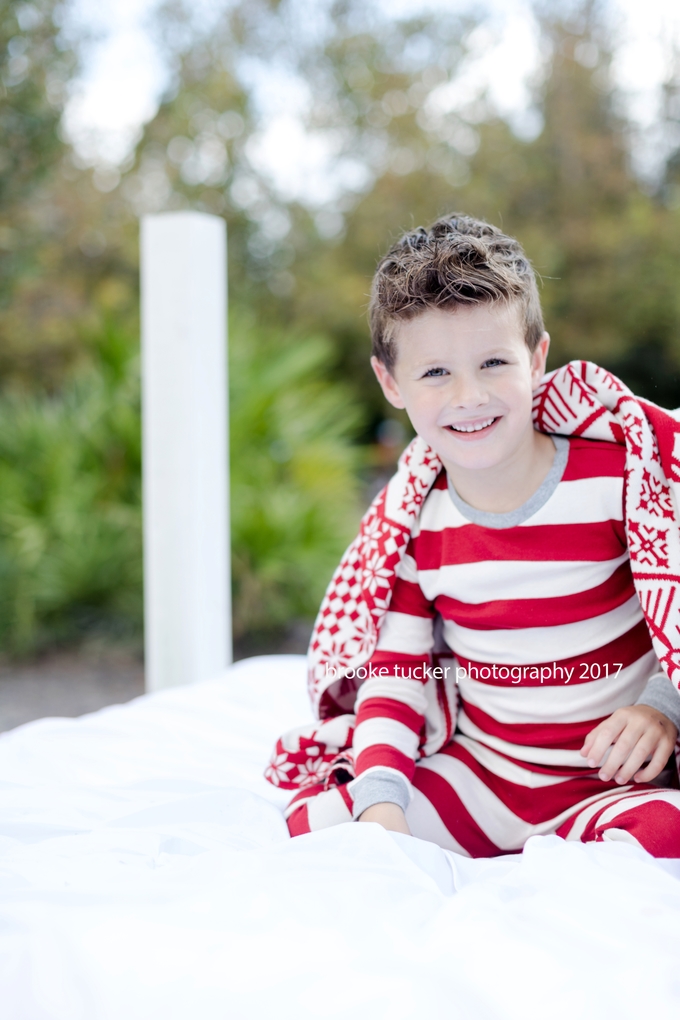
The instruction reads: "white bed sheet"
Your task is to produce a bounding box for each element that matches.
[0,654,679,1020]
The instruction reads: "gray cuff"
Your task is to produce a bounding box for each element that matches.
[349,770,411,820]
[636,672,680,733]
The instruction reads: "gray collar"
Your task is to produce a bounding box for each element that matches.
[447,435,570,529]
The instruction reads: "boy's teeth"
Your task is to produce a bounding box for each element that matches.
[450,418,496,433]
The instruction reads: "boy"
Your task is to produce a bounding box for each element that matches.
[273,213,680,857]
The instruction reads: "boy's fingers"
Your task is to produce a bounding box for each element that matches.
[633,740,674,784]
[583,708,676,781]
[580,730,596,757]
[611,735,659,784]
[597,725,646,780]
[584,717,628,768]
[584,735,611,767]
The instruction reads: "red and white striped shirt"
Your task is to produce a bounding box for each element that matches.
[350,436,675,813]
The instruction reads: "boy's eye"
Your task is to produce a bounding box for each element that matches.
[422,367,448,377]
[482,358,506,368]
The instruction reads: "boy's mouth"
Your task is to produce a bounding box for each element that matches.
[446,416,499,435]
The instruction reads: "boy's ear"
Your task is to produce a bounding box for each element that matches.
[371,356,406,409]
[530,332,551,389]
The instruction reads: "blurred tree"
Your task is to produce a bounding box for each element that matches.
[122,1,474,300]
[0,0,81,384]
[0,0,71,217]
[0,1,142,390]
[516,1,680,406]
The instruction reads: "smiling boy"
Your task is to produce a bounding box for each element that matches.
[282,213,680,856]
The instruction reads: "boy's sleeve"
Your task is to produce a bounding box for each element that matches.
[636,671,680,733]
[348,545,436,819]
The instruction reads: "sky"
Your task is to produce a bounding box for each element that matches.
[62,0,680,193]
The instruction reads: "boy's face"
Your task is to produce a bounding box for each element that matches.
[371,303,550,475]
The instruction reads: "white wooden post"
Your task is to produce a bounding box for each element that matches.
[140,211,231,691]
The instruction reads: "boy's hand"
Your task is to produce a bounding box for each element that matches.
[580,705,678,784]
[358,802,411,834]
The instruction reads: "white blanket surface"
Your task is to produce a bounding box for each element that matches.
[1,654,679,1019]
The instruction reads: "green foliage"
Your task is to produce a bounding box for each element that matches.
[0,312,362,654]
[229,311,363,637]
[0,323,142,655]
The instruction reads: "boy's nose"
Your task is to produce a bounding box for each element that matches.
[449,373,489,408]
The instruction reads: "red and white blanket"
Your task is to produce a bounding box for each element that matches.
[265,361,680,793]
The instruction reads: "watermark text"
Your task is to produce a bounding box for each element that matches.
[323,662,624,684]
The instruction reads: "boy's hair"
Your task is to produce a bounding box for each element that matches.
[369,212,544,371]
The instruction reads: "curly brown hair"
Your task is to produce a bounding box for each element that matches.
[369,213,544,371]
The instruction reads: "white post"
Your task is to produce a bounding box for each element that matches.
[141,211,231,691]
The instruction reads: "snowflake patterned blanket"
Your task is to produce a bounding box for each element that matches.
[265,361,680,794]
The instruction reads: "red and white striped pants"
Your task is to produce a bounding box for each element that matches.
[286,737,680,858]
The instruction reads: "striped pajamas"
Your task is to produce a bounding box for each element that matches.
[287,437,680,857]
